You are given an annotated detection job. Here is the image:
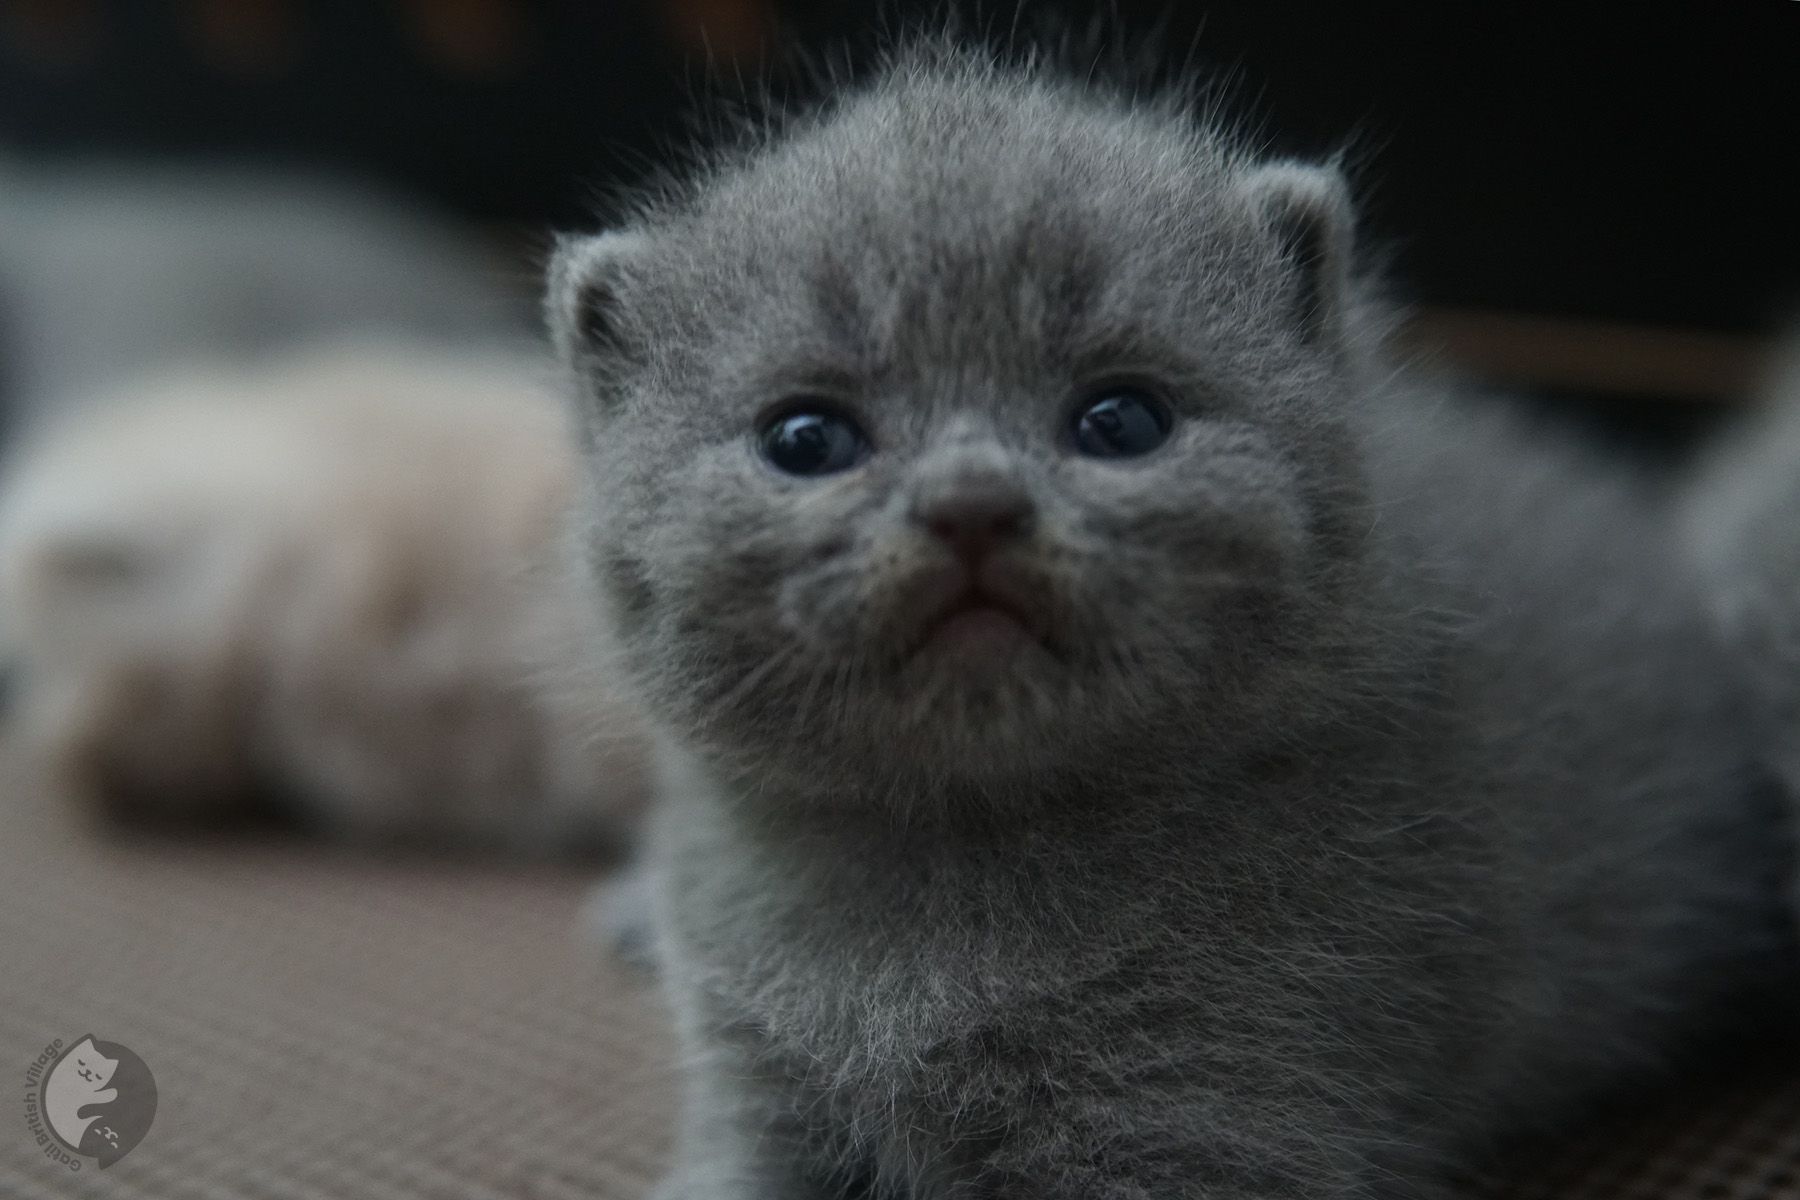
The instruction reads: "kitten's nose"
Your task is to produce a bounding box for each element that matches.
[909,470,1035,562]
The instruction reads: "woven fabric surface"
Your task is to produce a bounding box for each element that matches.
[0,741,675,1199]
[2,738,1797,1199]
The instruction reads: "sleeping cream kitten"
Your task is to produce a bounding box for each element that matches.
[0,343,650,851]
[548,47,1797,1199]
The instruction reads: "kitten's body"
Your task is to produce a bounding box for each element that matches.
[551,53,1793,1198]
[638,391,1783,1200]
[42,1037,117,1149]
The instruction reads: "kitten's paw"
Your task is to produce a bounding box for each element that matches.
[645,1169,820,1200]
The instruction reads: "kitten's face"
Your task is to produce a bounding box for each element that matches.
[59,1040,118,1096]
[554,68,1373,799]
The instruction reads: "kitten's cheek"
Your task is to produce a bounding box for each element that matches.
[774,577,852,650]
[1146,497,1310,587]
[593,547,657,632]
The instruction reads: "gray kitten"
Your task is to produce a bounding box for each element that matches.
[549,48,1794,1199]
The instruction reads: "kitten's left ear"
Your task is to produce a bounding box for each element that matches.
[1239,163,1354,346]
[546,232,649,373]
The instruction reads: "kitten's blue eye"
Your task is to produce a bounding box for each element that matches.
[760,408,869,476]
[1070,388,1173,458]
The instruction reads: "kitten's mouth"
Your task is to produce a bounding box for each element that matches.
[930,592,1027,641]
[914,576,1048,661]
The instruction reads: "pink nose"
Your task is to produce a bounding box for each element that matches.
[910,478,1034,562]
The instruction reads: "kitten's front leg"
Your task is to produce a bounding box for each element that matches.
[945,1062,1433,1200]
[975,1136,1414,1200]
[653,1043,844,1200]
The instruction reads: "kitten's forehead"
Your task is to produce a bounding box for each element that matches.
[751,74,1227,241]
[671,70,1269,382]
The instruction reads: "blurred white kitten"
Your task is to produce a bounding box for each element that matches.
[0,344,649,852]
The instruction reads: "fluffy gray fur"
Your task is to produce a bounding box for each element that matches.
[550,48,1793,1199]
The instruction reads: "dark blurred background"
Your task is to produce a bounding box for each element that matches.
[2,0,1797,431]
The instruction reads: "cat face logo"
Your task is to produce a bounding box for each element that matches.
[36,1035,157,1168]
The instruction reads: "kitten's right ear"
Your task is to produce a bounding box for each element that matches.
[1238,164,1354,348]
[546,232,648,371]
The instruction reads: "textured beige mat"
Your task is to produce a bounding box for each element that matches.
[3,736,1797,1199]
[0,742,674,1199]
